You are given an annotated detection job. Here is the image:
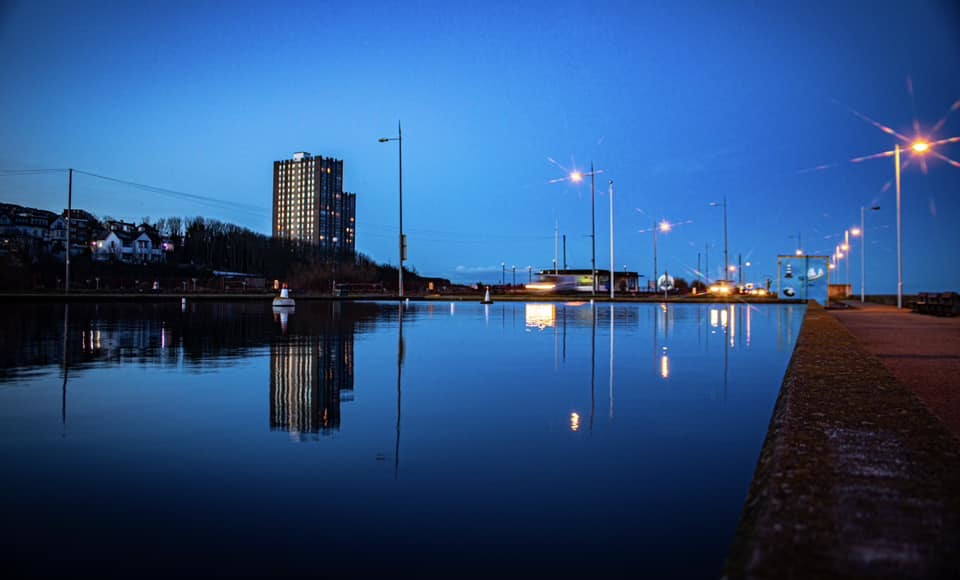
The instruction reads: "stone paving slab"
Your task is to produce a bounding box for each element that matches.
[724,302,960,579]
[829,302,960,440]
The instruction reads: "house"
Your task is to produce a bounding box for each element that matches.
[48,215,68,255]
[61,209,101,247]
[91,221,172,264]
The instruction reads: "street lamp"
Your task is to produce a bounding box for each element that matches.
[857,205,880,303]
[608,179,615,300]
[501,262,505,286]
[512,265,516,286]
[570,162,599,295]
[652,220,671,287]
[842,229,851,286]
[894,140,935,308]
[709,196,729,282]
[378,121,404,298]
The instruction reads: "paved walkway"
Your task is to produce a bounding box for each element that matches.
[830,301,960,440]
[724,302,960,579]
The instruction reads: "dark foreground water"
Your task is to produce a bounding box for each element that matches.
[0,300,803,578]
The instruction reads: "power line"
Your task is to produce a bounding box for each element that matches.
[0,168,67,176]
[72,169,268,216]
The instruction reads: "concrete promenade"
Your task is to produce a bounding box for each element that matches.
[725,301,960,579]
[830,301,960,440]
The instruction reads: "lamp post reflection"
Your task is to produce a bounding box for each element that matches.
[609,304,615,419]
[709,305,731,401]
[590,302,596,433]
[61,303,69,434]
[395,302,404,479]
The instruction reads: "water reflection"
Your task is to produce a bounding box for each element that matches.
[2,300,807,578]
[269,331,354,440]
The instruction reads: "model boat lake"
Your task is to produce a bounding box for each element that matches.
[0,300,804,577]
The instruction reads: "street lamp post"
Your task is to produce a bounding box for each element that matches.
[501,262,505,286]
[858,205,880,303]
[652,220,671,288]
[895,144,903,309]
[569,164,599,295]
[653,220,658,287]
[591,162,596,295]
[608,179,614,300]
[709,196,729,281]
[378,122,404,298]
[843,229,851,286]
[512,265,516,286]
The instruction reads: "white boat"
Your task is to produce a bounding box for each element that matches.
[272,285,295,307]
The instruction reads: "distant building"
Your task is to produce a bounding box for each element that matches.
[272,151,356,254]
[61,209,102,248]
[0,203,56,257]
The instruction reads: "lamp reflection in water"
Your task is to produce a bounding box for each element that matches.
[653,302,673,381]
[525,303,556,330]
[570,411,581,432]
[708,305,733,400]
[660,346,670,380]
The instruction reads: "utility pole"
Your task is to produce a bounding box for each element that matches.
[653,220,658,287]
[723,195,729,282]
[65,168,72,294]
[608,179,614,300]
[705,243,709,285]
[562,234,567,270]
[591,161,596,295]
[554,220,559,275]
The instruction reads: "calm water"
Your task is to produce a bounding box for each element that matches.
[0,300,804,578]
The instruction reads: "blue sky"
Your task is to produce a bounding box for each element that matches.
[1,0,959,291]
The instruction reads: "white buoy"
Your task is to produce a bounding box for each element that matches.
[273,283,296,307]
[481,286,493,304]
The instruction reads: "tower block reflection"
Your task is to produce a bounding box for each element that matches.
[270,328,356,441]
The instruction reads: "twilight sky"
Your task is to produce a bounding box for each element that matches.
[1,0,959,291]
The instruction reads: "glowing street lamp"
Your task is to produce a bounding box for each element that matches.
[895,142,930,308]
[569,163,600,295]
[839,91,960,307]
[653,220,671,286]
